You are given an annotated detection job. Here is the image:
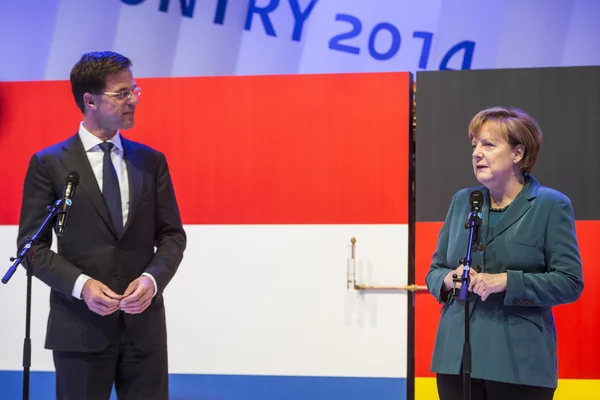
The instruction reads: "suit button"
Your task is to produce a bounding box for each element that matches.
[115,274,121,280]
[475,265,482,273]
[478,244,484,251]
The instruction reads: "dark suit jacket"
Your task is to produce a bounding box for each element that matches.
[426,175,583,388]
[17,133,186,352]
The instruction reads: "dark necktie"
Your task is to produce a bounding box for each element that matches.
[99,142,123,235]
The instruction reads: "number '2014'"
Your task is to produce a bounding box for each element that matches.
[328,14,475,70]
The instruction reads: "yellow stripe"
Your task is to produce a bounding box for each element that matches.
[554,379,600,400]
[415,377,439,399]
[415,377,600,399]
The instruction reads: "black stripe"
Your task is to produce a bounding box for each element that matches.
[415,66,600,221]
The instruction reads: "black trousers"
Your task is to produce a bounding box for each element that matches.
[53,313,168,400]
[437,373,555,400]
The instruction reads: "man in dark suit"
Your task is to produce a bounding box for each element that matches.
[17,51,186,399]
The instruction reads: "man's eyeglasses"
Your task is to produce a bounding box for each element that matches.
[102,87,142,101]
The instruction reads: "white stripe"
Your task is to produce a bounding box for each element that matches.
[0,224,409,378]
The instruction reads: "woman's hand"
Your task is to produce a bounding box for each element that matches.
[468,273,508,301]
[443,265,477,292]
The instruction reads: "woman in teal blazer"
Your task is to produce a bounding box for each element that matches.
[426,107,584,400]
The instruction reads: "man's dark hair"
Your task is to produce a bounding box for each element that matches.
[70,51,132,113]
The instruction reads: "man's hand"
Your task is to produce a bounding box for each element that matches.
[468,272,508,301]
[82,279,122,316]
[119,276,155,314]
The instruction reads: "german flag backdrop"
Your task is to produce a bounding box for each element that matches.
[414,66,600,399]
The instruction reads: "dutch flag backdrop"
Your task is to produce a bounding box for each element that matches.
[0,72,413,399]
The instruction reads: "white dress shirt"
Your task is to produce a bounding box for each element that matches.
[71,123,157,299]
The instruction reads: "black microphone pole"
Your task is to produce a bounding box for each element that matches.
[452,190,483,400]
[2,171,79,400]
[2,198,63,400]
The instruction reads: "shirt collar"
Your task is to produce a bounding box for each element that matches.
[78,122,124,152]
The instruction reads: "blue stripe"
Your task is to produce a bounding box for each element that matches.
[0,371,406,399]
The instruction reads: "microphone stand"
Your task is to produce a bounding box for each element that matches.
[452,205,482,400]
[2,198,65,400]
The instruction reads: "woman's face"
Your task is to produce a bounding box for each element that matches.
[471,124,523,187]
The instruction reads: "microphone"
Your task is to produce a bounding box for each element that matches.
[55,171,80,237]
[468,190,483,251]
[456,190,485,300]
[469,190,483,213]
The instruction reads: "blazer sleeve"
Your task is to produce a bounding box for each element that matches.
[17,154,83,300]
[143,153,186,296]
[426,191,459,303]
[504,194,584,307]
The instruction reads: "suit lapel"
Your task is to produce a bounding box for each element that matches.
[121,136,144,234]
[484,177,539,244]
[59,134,119,237]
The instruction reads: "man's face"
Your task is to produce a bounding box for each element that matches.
[91,68,139,131]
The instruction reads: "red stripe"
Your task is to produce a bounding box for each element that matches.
[415,222,444,378]
[0,73,410,225]
[553,220,600,379]
[415,220,600,379]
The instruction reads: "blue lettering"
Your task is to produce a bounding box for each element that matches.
[289,0,318,42]
[413,31,433,69]
[328,14,362,55]
[121,0,145,4]
[159,0,197,18]
[440,41,475,70]
[368,22,401,61]
[214,0,228,25]
[245,0,279,37]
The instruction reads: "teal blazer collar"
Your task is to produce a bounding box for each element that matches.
[480,175,540,245]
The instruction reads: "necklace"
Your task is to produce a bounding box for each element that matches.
[490,203,510,212]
